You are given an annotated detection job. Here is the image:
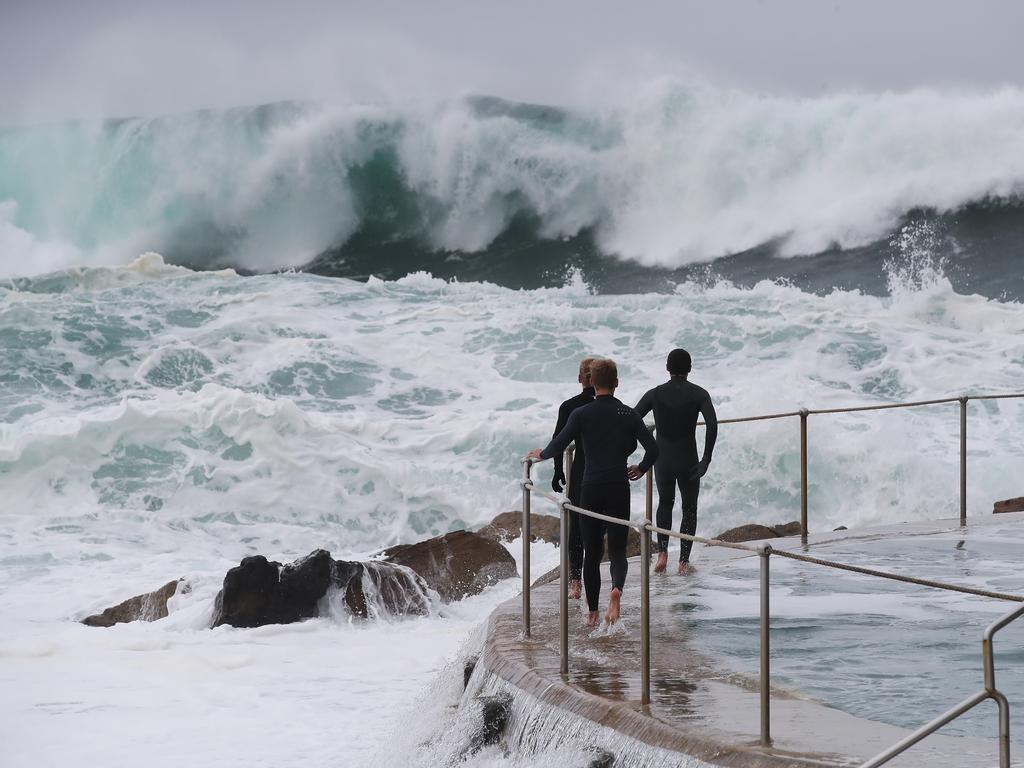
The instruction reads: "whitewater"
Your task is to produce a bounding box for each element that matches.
[2,81,1024,766]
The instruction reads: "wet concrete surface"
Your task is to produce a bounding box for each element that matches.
[483,513,1024,767]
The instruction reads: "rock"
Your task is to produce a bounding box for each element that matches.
[994,497,1024,514]
[772,521,804,537]
[714,521,806,543]
[381,530,518,602]
[587,750,616,768]
[464,657,478,690]
[353,561,431,618]
[213,549,336,628]
[81,579,186,627]
[532,564,561,589]
[469,694,512,751]
[478,510,561,545]
[833,525,849,531]
[210,550,431,628]
[714,524,780,543]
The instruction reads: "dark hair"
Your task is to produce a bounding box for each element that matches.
[667,348,691,375]
[590,358,618,390]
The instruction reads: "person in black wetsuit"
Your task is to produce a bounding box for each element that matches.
[635,349,718,575]
[528,359,659,627]
[550,357,597,601]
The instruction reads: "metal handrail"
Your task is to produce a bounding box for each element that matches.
[517,389,1024,764]
[686,391,1024,535]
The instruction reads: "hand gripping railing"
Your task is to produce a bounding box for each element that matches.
[517,389,1024,764]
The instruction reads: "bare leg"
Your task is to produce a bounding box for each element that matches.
[678,561,695,575]
[586,610,600,628]
[604,587,622,625]
[568,579,582,599]
[654,551,668,573]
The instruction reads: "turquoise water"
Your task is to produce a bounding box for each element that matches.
[685,523,1024,740]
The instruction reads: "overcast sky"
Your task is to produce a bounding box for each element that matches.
[2,0,1023,123]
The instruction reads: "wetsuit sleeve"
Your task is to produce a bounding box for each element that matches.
[550,400,572,479]
[634,388,654,420]
[700,395,718,463]
[540,409,582,462]
[634,414,660,474]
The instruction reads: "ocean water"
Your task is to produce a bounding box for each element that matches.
[2,83,1024,766]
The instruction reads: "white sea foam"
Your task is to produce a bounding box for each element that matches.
[1,264,1022,762]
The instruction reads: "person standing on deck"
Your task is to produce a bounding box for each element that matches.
[550,356,597,600]
[528,359,658,628]
[635,349,718,575]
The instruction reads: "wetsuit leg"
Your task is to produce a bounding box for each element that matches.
[678,476,700,562]
[654,461,678,553]
[603,482,631,592]
[568,477,585,581]
[579,486,606,613]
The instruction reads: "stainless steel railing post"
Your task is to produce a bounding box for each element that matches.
[960,396,968,527]
[759,543,772,747]
[640,522,651,706]
[645,469,654,566]
[522,459,532,637]
[560,501,569,675]
[799,410,809,542]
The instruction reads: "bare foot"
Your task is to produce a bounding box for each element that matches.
[586,611,600,628]
[604,587,622,625]
[568,580,582,600]
[654,551,668,573]
[678,561,695,575]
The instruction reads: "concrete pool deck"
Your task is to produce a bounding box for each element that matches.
[481,512,1024,767]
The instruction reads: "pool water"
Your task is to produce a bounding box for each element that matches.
[681,522,1024,741]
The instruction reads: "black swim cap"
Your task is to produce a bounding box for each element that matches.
[667,348,691,375]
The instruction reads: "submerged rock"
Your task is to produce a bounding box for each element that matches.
[381,530,518,602]
[994,497,1024,514]
[345,561,431,619]
[469,694,512,752]
[81,579,187,627]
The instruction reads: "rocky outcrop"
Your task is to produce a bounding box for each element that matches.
[345,561,432,619]
[478,511,561,545]
[714,521,804,543]
[381,530,518,602]
[81,579,187,627]
[213,549,336,628]
[211,549,432,628]
[85,525,519,631]
[994,497,1024,514]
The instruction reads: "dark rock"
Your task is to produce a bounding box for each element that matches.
[213,549,335,628]
[833,525,849,531]
[714,524,780,543]
[210,550,432,628]
[994,497,1024,514]
[356,561,432,617]
[464,657,478,690]
[82,579,186,627]
[478,510,561,545]
[532,564,561,589]
[588,749,616,768]
[470,694,512,751]
[772,521,804,537]
[381,530,517,602]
